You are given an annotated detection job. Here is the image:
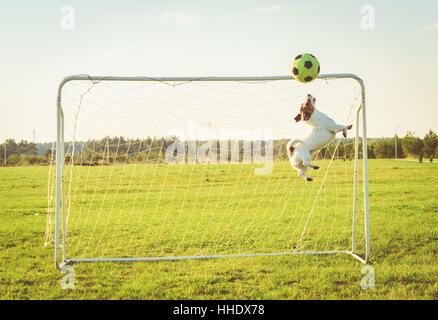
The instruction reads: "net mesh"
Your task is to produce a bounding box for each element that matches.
[46,76,366,261]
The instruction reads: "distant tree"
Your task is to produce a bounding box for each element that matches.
[7,154,20,165]
[45,146,54,159]
[375,139,394,158]
[27,142,38,155]
[367,141,376,159]
[17,140,38,155]
[0,144,4,164]
[423,130,438,163]
[402,131,424,163]
[17,140,27,154]
[5,139,17,156]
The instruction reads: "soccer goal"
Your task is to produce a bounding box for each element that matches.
[45,74,370,268]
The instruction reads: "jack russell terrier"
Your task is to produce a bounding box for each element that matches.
[287,94,352,181]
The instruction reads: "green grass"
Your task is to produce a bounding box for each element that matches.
[0,159,437,299]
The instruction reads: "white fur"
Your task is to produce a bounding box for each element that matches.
[287,95,351,181]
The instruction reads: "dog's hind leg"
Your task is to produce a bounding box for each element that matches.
[307,150,319,170]
[309,163,319,170]
[298,166,313,182]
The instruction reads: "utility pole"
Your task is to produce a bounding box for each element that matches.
[3,140,6,165]
[395,125,402,160]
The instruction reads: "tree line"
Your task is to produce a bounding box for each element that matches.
[0,139,48,165]
[317,130,438,162]
[369,130,438,163]
[1,130,437,166]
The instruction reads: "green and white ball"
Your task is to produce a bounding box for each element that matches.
[291,53,320,83]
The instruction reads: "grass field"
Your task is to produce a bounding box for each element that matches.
[0,159,437,299]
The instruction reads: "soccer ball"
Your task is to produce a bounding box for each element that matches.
[291,53,320,83]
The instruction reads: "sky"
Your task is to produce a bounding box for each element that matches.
[0,0,437,142]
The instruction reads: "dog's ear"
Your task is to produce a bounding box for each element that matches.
[294,113,302,122]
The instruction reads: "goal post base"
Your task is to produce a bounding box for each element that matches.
[347,252,368,264]
[62,250,367,267]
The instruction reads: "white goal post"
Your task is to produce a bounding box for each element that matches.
[47,74,370,268]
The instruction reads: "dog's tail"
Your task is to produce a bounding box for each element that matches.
[287,139,304,157]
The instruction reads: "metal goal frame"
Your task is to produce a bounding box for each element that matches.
[54,74,370,268]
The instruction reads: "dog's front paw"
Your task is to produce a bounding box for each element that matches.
[347,124,353,130]
[343,130,347,138]
[306,177,313,182]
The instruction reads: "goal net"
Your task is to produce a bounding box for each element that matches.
[45,75,369,266]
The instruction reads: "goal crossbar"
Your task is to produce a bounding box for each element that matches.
[54,73,370,268]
